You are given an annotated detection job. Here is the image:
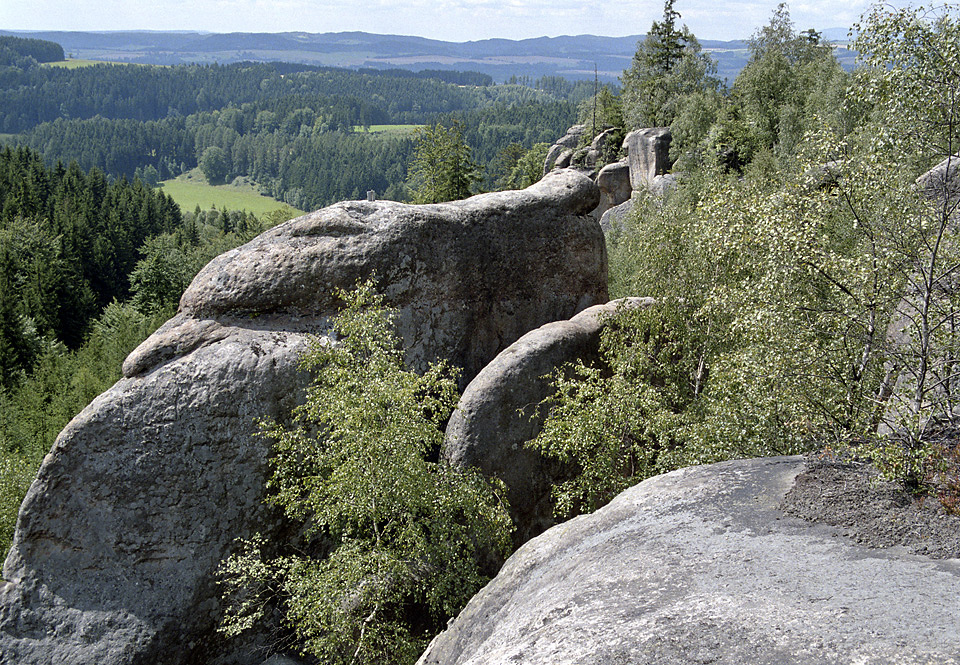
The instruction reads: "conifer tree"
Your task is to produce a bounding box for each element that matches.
[407,120,480,203]
[620,0,719,130]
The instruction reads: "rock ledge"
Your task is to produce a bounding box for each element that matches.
[419,456,960,665]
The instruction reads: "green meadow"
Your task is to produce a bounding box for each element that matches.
[353,124,423,137]
[160,170,305,217]
[44,59,170,69]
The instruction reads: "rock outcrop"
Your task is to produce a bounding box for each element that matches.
[543,125,587,175]
[599,198,635,234]
[418,456,960,665]
[594,159,631,219]
[544,125,676,224]
[917,153,960,203]
[126,168,606,387]
[624,126,671,189]
[443,298,652,545]
[0,169,607,665]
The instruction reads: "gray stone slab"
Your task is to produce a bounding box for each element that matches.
[419,456,960,665]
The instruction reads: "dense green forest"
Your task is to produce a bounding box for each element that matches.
[0,147,182,352]
[1,57,590,207]
[0,36,64,67]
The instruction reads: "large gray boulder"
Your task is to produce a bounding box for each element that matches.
[443,298,653,545]
[1,326,313,665]
[599,197,635,235]
[418,456,960,665]
[0,169,607,665]
[126,168,606,387]
[624,127,671,190]
[648,172,678,197]
[594,159,631,219]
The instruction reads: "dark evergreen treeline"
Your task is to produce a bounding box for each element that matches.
[2,59,581,207]
[19,116,195,181]
[273,63,494,87]
[0,146,182,384]
[447,100,579,171]
[0,61,489,134]
[0,36,64,67]
[12,92,578,209]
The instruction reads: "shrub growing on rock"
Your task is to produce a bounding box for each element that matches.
[218,281,513,664]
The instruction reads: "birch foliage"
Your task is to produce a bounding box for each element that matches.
[219,281,512,664]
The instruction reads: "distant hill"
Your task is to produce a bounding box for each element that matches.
[0,30,741,83]
[0,30,858,84]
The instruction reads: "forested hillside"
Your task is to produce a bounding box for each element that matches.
[0,147,181,355]
[0,36,64,67]
[0,58,589,208]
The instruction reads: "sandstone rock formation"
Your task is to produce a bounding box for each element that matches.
[126,168,606,387]
[917,153,960,202]
[647,172,677,197]
[443,298,653,544]
[1,328,313,665]
[624,126,671,189]
[543,125,586,175]
[599,198,635,235]
[418,456,960,665]
[589,127,619,155]
[0,169,607,665]
[544,125,675,225]
[594,159,631,219]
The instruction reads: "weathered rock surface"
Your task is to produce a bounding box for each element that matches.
[624,127,671,189]
[595,159,631,219]
[443,298,653,544]
[917,153,960,202]
[552,148,574,170]
[127,168,606,387]
[542,125,675,222]
[647,172,677,197]
[543,125,587,174]
[418,456,960,665]
[1,325,313,665]
[0,169,607,665]
[599,198,635,234]
[590,127,619,154]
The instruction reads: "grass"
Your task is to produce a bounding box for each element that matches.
[353,124,424,137]
[160,170,305,217]
[43,59,163,69]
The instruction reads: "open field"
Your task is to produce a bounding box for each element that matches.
[160,170,305,217]
[43,59,160,69]
[353,124,423,137]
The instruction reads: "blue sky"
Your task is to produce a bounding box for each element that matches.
[1,0,915,42]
